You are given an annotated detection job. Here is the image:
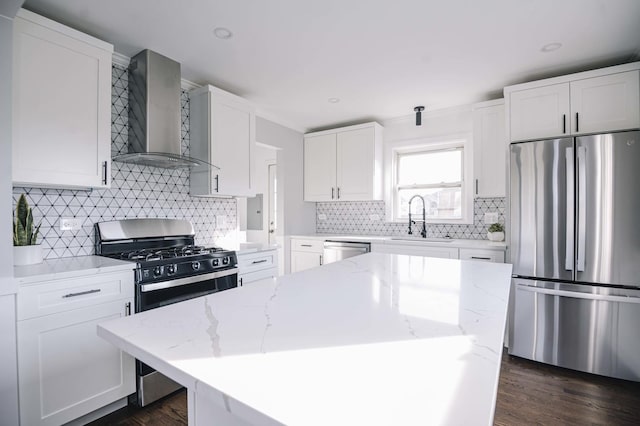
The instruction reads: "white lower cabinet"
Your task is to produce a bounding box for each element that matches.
[290,239,324,273]
[372,243,459,259]
[17,271,135,426]
[459,248,505,263]
[237,249,278,286]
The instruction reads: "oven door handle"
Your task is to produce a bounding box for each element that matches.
[140,268,239,292]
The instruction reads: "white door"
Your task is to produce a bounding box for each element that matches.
[17,300,135,426]
[304,134,337,201]
[211,96,254,196]
[291,251,322,273]
[268,163,277,245]
[509,83,570,142]
[336,127,375,200]
[570,71,640,135]
[473,103,506,197]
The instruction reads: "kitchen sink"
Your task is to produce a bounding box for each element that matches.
[389,237,454,243]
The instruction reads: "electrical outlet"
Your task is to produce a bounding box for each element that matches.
[318,213,327,221]
[369,214,380,221]
[216,215,226,228]
[484,212,499,224]
[60,217,82,231]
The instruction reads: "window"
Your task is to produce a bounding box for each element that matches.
[393,144,466,221]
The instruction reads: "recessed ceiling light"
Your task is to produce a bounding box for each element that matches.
[213,27,233,40]
[328,98,340,103]
[540,42,562,53]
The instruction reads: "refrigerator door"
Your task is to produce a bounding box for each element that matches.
[509,278,640,381]
[575,131,640,287]
[510,138,574,281]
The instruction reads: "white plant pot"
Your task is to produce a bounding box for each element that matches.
[487,231,505,242]
[13,245,44,266]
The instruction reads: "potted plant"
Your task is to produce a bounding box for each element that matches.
[487,223,505,242]
[13,194,43,265]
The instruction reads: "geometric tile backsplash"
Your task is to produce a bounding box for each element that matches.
[13,64,237,260]
[316,197,506,239]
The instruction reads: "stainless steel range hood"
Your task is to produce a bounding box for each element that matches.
[113,50,216,170]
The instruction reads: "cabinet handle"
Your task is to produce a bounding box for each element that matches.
[562,114,566,134]
[125,302,131,316]
[337,187,340,199]
[300,244,312,247]
[332,187,335,199]
[475,179,478,195]
[214,174,220,192]
[319,254,323,265]
[471,256,491,260]
[102,161,108,185]
[575,112,579,132]
[239,277,243,286]
[252,259,268,264]
[62,289,101,298]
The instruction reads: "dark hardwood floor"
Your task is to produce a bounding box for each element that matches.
[91,351,640,425]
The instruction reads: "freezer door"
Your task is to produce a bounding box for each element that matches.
[510,138,574,280]
[575,131,640,287]
[509,278,640,381]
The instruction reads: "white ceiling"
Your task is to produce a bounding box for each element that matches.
[23,0,640,132]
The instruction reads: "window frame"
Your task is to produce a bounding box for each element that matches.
[384,134,473,224]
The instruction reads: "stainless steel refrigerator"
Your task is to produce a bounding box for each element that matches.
[509,130,640,381]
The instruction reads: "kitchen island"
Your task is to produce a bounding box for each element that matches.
[98,253,512,425]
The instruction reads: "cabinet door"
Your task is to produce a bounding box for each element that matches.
[377,244,459,259]
[509,83,570,142]
[336,127,376,200]
[304,134,337,201]
[473,103,506,197]
[211,94,255,197]
[18,300,135,426]
[570,71,640,135]
[12,12,112,189]
[291,251,323,273]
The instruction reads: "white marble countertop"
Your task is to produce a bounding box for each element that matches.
[234,243,280,256]
[290,234,507,250]
[99,253,512,425]
[14,255,134,285]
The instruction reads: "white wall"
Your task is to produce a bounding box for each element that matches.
[1,2,25,425]
[256,117,315,273]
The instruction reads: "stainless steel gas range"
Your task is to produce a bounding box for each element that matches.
[95,218,238,406]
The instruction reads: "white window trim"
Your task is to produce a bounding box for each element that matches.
[384,133,474,224]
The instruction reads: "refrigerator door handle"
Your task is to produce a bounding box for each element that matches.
[516,283,640,304]
[577,146,587,272]
[565,147,574,271]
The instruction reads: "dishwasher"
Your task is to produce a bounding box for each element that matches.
[322,241,371,265]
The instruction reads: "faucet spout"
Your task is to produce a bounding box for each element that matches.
[408,195,427,238]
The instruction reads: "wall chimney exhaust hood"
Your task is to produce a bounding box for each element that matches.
[113,49,217,170]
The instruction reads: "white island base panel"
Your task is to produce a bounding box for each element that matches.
[98,253,513,426]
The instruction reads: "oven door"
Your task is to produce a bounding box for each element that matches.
[134,267,238,406]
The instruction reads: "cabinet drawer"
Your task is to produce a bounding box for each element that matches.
[18,271,134,320]
[238,250,277,274]
[291,239,323,253]
[239,268,278,286]
[459,249,504,263]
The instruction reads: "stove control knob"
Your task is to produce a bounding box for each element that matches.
[222,257,229,265]
[212,259,219,267]
[191,261,200,271]
[153,266,162,277]
[167,264,176,275]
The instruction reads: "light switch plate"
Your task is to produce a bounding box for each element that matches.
[318,213,327,221]
[484,212,499,224]
[60,217,82,231]
[369,214,380,221]
[216,215,226,227]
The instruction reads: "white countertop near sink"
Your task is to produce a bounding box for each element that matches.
[98,252,513,426]
[14,256,135,285]
[290,234,507,250]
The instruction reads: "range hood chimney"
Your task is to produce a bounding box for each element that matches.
[113,49,214,170]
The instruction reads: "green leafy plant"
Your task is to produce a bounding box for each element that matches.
[488,223,504,233]
[13,194,41,246]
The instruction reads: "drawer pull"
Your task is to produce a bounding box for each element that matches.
[62,289,101,298]
[300,244,312,247]
[471,256,491,260]
[125,302,131,316]
[251,259,268,264]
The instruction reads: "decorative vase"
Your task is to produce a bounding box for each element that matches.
[487,231,505,242]
[13,245,44,266]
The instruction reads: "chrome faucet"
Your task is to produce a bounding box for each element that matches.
[407,195,427,238]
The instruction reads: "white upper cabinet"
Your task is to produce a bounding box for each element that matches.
[304,122,383,202]
[509,83,570,142]
[472,100,507,198]
[570,71,640,135]
[505,63,640,142]
[189,85,255,197]
[12,9,113,189]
